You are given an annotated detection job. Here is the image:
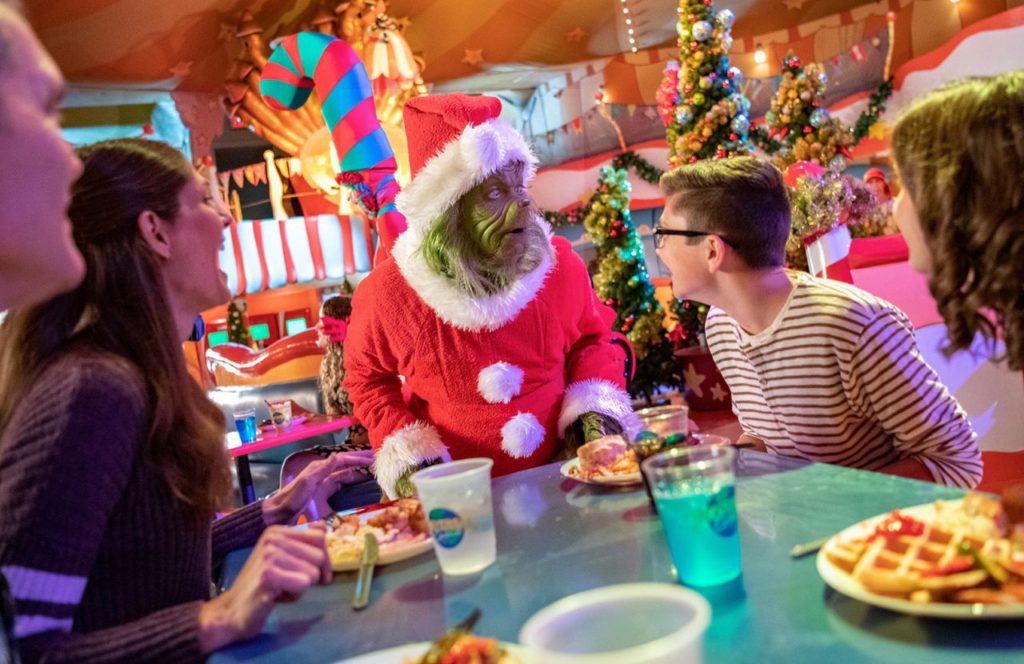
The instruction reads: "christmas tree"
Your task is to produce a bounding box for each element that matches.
[662,2,752,168]
[760,54,854,170]
[226,298,254,347]
[584,166,680,401]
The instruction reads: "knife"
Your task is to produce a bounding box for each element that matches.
[790,536,830,559]
[353,533,379,610]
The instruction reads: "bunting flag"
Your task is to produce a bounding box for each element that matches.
[231,169,245,188]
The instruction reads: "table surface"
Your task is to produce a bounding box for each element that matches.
[210,452,1024,663]
[225,414,354,458]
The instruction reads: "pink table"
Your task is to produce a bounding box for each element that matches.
[226,414,355,504]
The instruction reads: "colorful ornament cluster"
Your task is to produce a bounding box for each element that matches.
[584,166,681,400]
[786,169,891,270]
[760,54,854,169]
[661,1,752,168]
[226,298,254,348]
[543,151,664,228]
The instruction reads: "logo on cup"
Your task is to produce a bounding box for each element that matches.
[707,485,737,537]
[428,508,465,548]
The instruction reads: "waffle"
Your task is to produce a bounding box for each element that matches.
[825,517,1024,604]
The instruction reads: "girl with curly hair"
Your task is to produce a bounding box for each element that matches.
[317,295,369,445]
[891,70,1024,370]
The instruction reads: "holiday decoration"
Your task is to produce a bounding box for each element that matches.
[543,150,664,228]
[661,0,753,167]
[583,167,681,401]
[260,32,406,255]
[785,167,890,271]
[226,298,254,348]
[749,54,895,167]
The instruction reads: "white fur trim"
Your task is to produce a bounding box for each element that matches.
[396,119,537,233]
[477,362,524,404]
[558,379,640,440]
[373,421,450,498]
[500,412,546,459]
[391,220,556,331]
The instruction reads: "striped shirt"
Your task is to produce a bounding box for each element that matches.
[706,272,981,488]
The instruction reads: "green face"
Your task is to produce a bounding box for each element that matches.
[460,161,529,257]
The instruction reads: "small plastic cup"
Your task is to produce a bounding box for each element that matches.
[232,408,258,444]
[269,400,292,431]
[519,583,711,664]
[642,446,741,587]
[410,458,496,575]
[630,405,692,512]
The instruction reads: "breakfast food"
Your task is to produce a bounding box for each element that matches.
[569,434,639,480]
[405,610,519,664]
[327,498,429,565]
[823,493,1024,605]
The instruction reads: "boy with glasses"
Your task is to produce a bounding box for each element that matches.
[654,157,980,488]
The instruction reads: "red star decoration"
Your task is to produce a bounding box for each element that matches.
[565,27,586,43]
[169,61,193,78]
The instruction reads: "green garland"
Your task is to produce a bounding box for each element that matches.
[543,151,664,228]
[852,78,894,142]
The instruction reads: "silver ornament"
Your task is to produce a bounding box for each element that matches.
[716,9,735,28]
[692,21,712,42]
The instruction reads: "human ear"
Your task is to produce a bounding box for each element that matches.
[137,210,173,260]
[705,236,726,273]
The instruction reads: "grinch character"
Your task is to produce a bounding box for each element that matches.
[344,94,638,497]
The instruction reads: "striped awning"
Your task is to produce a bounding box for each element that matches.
[219,215,376,295]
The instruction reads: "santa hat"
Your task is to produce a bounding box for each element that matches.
[863,168,887,183]
[395,93,537,231]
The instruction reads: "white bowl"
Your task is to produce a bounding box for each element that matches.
[518,583,711,664]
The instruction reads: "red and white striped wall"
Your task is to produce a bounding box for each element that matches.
[218,215,376,296]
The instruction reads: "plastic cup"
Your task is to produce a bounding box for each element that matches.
[410,458,496,575]
[642,445,740,587]
[630,405,692,512]
[269,400,292,431]
[232,408,258,444]
[518,583,711,664]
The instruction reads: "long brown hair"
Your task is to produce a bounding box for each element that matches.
[319,295,353,416]
[891,71,1024,370]
[0,138,230,514]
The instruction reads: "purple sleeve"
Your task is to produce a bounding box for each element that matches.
[211,501,266,565]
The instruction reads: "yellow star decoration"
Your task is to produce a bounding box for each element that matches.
[683,363,707,399]
[783,0,805,9]
[461,49,484,66]
[565,27,586,43]
[868,121,889,141]
[710,382,728,403]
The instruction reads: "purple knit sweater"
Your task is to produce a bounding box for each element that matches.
[0,346,267,663]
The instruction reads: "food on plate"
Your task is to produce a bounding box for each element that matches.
[823,493,1024,604]
[569,434,639,480]
[327,498,429,564]
[405,609,519,664]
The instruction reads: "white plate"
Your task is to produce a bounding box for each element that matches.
[337,641,527,663]
[816,500,1024,619]
[328,503,434,572]
[559,458,642,487]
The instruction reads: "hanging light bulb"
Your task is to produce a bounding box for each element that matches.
[754,44,767,64]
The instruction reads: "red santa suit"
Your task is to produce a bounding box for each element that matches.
[343,94,637,496]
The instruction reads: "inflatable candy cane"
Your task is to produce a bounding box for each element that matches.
[260,32,406,258]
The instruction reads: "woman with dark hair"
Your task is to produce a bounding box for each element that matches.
[0,138,365,662]
[891,70,1024,370]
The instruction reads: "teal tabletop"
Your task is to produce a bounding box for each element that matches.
[210,451,1024,663]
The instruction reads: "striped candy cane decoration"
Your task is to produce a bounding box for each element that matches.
[260,32,406,256]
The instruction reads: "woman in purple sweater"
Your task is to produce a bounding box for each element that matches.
[0,139,367,662]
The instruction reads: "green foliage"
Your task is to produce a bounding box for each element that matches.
[584,166,681,401]
[226,299,253,347]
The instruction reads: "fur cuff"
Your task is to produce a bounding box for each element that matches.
[501,412,546,458]
[373,421,450,498]
[558,380,640,440]
[478,362,524,404]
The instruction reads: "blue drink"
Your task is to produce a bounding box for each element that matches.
[233,409,258,444]
[655,480,740,587]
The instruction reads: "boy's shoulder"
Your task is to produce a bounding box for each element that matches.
[793,273,906,325]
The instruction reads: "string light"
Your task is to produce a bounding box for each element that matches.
[619,0,639,53]
[754,43,767,64]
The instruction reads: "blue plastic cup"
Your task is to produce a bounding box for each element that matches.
[642,445,740,587]
[233,408,258,444]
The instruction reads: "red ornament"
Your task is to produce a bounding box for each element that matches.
[803,126,813,134]
[729,133,738,141]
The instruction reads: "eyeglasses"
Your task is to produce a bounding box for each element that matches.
[652,225,738,249]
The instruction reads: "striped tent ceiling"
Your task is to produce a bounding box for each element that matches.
[25,0,890,94]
